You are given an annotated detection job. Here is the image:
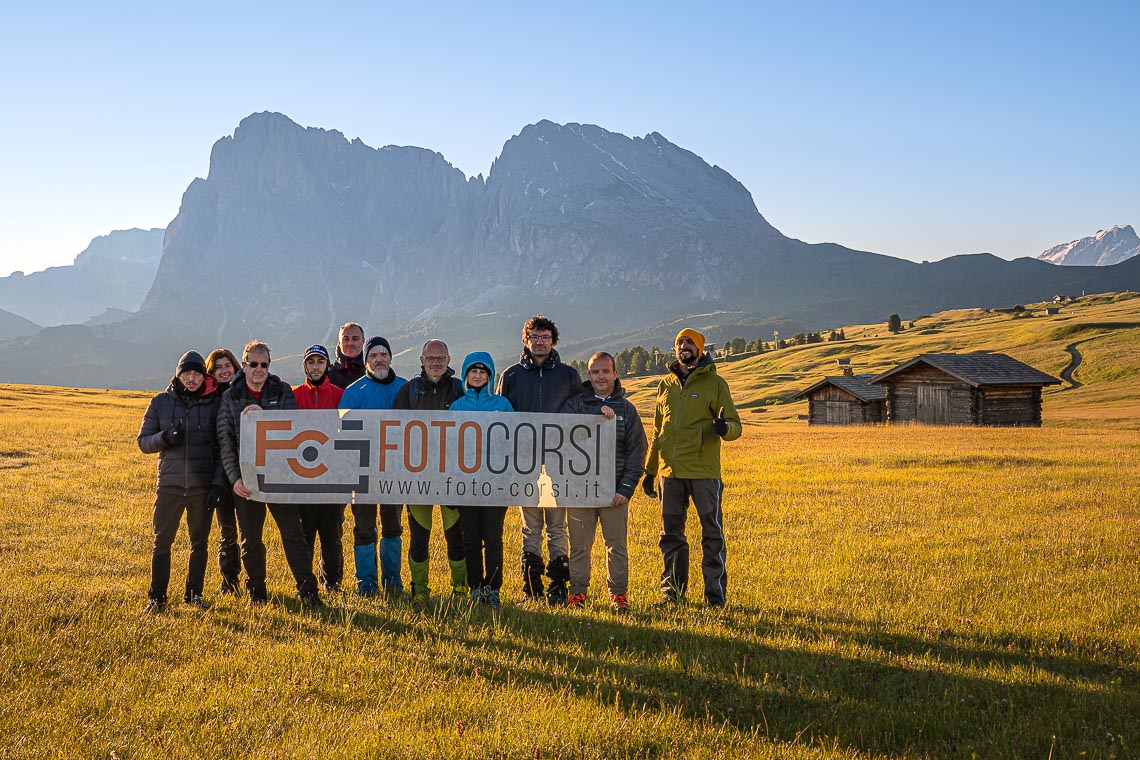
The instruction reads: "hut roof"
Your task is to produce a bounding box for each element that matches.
[871,353,1061,387]
[793,373,888,402]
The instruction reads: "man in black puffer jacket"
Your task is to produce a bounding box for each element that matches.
[137,350,224,613]
[216,340,322,608]
[496,314,581,606]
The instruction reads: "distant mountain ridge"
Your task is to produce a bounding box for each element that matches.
[2,112,1140,389]
[1038,225,1140,266]
[0,228,164,326]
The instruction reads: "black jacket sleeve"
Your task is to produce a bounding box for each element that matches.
[617,401,647,500]
[216,394,241,485]
[137,395,168,454]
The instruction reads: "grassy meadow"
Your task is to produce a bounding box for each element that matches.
[2,298,1139,758]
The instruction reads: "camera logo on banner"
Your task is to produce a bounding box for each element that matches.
[254,417,370,495]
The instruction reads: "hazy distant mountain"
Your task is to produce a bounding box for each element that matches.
[0,228,164,326]
[1038,225,1140,266]
[0,308,39,339]
[3,112,1140,389]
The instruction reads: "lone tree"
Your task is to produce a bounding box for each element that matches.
[887,314,903,333]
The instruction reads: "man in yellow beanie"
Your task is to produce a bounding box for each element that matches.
[643,328,741,607]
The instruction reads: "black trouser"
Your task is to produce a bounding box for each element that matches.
[214,489,241,586]
[149,487,212,603]
[659,477,727,606]
[407,505,464,564]
[351,503,403,545]
[301,504,344,589]
[461,506,507,591]
[235,498,319,597]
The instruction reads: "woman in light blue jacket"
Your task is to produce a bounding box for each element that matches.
[450,351,513,607]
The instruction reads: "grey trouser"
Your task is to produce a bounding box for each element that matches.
[659,477,727,605]
[520,506,568,559]
[567,504,629,596]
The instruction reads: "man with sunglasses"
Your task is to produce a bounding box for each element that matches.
[496,315,581,606]
[392,339,467,604]
[216,341,323,608]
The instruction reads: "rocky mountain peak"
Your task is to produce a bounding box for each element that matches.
[1038,224,1140,266]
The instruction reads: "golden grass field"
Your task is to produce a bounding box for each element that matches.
[1,296,1138,758]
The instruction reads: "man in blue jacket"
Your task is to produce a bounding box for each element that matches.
[339,336,407,595]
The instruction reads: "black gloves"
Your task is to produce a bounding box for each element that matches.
[642,474,658,499]
[208,483,228,511]
[162,418,185,447]
[713,406,728,437]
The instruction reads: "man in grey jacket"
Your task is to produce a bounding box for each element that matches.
[560,352,646,613]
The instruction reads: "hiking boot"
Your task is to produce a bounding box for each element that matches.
[567,593,586,609]
[322,582,342,594]
[651,595,679,609]
[247,589,269,606]
[219,579,240,596]
[142,598,166,614]
[547,582,568,607]
[610,594,630,614]
[485,589,501,609]
[185,594,209,610]
[301,591,325,609]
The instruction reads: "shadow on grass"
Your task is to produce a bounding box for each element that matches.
[326,597,1137,758]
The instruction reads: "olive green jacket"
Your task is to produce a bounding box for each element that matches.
[645,356,741,480]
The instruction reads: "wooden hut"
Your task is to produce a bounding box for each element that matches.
[871,353,1060,426]
[793,374,887,425]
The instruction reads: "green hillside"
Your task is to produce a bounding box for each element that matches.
[625,292,1140,428]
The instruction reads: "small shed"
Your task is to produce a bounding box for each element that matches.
[871,353,1060,426]
[793,374,887,425]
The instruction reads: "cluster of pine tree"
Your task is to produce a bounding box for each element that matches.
[568,328,848,377]
[568,328,847,377]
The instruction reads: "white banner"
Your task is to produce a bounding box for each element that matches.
[239,409,616,507]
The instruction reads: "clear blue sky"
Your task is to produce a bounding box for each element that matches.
[1,1,1137,276]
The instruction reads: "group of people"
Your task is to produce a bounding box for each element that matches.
[137,315,741,614]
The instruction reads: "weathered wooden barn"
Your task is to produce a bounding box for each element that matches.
[871,353,1060,426]
[793,374,887,425]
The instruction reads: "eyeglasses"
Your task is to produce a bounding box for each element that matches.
[245,361,270,369]
[526,334,553,344]
[421,355,449,363]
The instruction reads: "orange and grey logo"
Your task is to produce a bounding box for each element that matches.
[254,417,370,495]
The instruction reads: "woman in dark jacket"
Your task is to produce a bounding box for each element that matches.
[137,350,224,612]
[205,348,241,594]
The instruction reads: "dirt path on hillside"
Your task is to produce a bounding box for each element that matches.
[1060,342,1084,390]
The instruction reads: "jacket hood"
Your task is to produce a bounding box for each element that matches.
[461,351,496,391]
[365,366,399,385]
[577,377,626,402]
[169,374,219,400]
[334,347,365,371]
[669,353,716,380]
[519,348,562,371]
[418,366,456,386]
